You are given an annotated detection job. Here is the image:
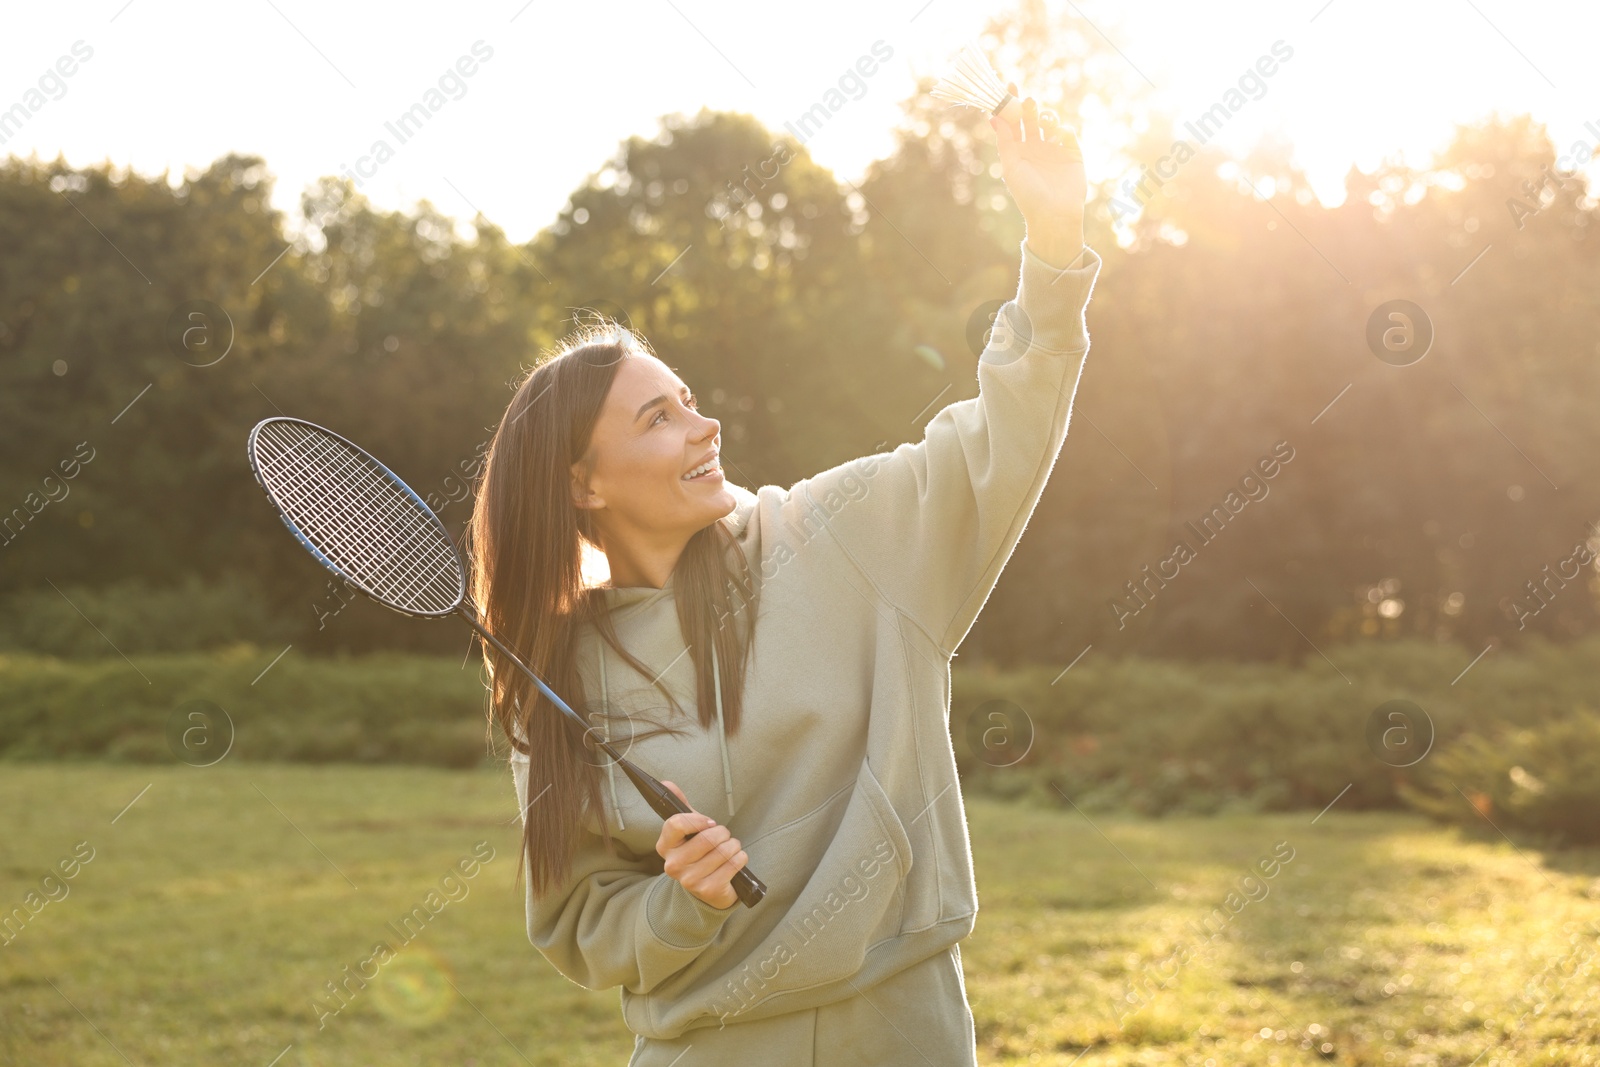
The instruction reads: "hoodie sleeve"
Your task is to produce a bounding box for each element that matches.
[510,749,736,994]
[782,238,1102,654]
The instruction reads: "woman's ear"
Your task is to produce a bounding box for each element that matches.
[570,462,602,510]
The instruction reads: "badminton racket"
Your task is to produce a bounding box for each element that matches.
[245,416,768,908]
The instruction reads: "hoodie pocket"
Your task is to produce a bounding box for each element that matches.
[694,758,914,1026]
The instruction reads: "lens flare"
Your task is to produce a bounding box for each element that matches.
[370,946,455,1027]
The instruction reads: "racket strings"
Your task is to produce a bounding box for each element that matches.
[273,432,458,612]
[254,421,463,614]
[306,442,453,609]
[258,425,434,597]
[275,426,457,608]
[263,425,426,571]
[293,430,450,599]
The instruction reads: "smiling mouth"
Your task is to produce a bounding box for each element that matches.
[682,457,723,482]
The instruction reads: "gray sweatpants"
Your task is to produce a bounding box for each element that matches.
[627,943,978,1066]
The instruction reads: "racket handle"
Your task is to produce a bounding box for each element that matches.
[616,756,768,909]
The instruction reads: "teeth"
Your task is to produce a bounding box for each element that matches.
[683,458,719,480]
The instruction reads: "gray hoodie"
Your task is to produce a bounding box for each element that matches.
[509,237,1103,1040]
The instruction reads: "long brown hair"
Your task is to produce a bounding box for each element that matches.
[467,318,759,898]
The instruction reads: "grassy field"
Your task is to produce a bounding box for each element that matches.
[3,765,1599,1066]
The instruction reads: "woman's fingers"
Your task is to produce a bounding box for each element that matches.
[992,80,1059,144]
[1002,81,1060,144]
[688,845,749,906]
[655,780,716,856]
[684,830,745,881]
[991,108,1018,144]
[1011,82,1038,142]
[710,847,750,885]
[667,822,732,869]
[661,810,713,849]
[666,822,746,907]
[1039,110,1082,158]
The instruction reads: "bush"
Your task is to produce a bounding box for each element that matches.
[949,633,1600,822]
[5,635,1599,832]
[1399,710,1600,845]
[0,648,497,769]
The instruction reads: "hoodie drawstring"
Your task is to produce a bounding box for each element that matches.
[711,642,736,819]
[598,640,736,831]
[598,648,624,831]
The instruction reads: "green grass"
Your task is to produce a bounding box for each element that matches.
[3,765,1599,1066]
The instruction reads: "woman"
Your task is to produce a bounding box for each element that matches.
[468,93,1101,1065]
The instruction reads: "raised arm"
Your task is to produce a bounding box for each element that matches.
[786,237,1100,653]
[779,95,1098,652]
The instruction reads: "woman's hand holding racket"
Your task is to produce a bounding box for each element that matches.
[656,780,749,910]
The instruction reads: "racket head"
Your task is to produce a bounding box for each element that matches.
[246,417,467,618]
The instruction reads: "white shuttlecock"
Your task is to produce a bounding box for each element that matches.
[930,43,1020,122]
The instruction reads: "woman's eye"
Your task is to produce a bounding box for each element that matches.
[651,396,696,427]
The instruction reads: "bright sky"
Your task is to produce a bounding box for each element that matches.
[4,0,1597,244]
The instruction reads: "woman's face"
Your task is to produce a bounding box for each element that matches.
[571,351,735,544]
